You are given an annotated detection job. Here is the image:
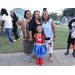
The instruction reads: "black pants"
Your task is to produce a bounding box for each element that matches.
[12,26,19,40]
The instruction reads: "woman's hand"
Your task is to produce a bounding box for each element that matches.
[30,37,33,42]
[12,27,14,30]
[25,37,27,41]
[69,30,73,33]
[53,37,55,42]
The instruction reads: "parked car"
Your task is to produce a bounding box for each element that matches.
[54,20,61,25]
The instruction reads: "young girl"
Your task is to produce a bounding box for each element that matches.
[33,25,47,66]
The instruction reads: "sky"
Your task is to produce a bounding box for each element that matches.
[0,8,64,15]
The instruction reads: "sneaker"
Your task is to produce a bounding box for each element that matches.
[72,52,75,57]
[13,39,17,42]
[64,51,69,55]
[18,38,20,40]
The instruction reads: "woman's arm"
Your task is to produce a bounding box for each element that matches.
[16,19,20,25]
[51,20,56,41]
[29,31,33,42]
[21,19,27,41]
[1,20,5,31]
[68,27,73,33]
[29,19,33,42]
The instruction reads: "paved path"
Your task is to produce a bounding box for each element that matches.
[0,49,75,66]
[56,25,68,29]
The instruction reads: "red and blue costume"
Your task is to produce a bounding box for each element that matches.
[33,33,47,58]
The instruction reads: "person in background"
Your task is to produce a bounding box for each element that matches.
[1,8,13,44]
[42,8,56,62]
[65,15,75,56]
[21,10,34,54]
[71,22,75,57]
[11,12,20,42]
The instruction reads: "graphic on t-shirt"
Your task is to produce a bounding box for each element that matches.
[37,38,42,41]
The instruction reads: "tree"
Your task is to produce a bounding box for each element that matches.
[63,8,75,16]
[49,12,59,20]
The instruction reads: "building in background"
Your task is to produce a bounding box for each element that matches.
[10,8,25,21]
[62,16,74,22]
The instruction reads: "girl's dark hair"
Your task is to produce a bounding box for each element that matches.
[1,8,8,16]
[32,10,41,22]
[24,10,31,18]
[11,12,18,18]
[42,8,49,22]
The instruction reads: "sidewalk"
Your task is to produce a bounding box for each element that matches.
[0,49,75,66]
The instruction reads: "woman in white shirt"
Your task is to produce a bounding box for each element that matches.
[42,8,56,62]
[1,8,13,44]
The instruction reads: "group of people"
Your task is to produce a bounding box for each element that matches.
[0,8,56,66]
[21,8,56,65]
[1,8,20,44]
[1,8,75,66]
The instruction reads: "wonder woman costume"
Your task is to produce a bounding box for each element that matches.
[33,33,47,58]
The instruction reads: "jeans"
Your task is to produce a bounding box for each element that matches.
[5,28,13,43]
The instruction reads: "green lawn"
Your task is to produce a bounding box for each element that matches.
[0,26,73,53]
[0,36,23,53]
[53,26,72,49]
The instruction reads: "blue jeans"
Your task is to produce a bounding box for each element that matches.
[5,28,13,43]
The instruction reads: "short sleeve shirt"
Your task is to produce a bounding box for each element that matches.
[2,14,12,28]
[68,19,75,30]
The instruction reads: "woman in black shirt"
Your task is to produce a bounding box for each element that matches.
[11,12,20,42]
[29,11,41,42]
[29,10,41,59]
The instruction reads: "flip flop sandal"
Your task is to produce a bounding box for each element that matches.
[32,55,37,60]
[49,57,53,62]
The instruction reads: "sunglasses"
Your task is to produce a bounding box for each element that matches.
[37,28,42,30]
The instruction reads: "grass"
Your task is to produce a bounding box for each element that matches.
[0,36,23,53]
[0,26,73,53]
[0,22,2,27]
[53,26,72,49]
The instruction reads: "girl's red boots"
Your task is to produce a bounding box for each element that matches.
[36,58,43,66]
[36,58,40,65]
[39,58,43,66]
